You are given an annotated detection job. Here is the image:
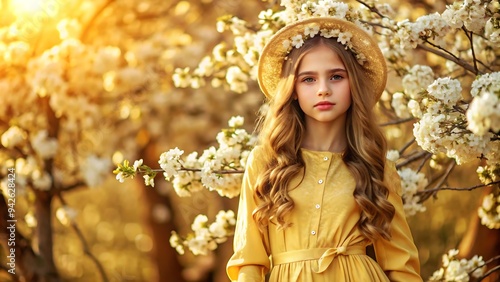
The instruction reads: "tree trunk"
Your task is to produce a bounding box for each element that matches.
[1,189,62,281]
[0,193,38,281]
[211,197,237,282]
[33,190,60,282]
[458,185,500,282]
[139,144,185,282]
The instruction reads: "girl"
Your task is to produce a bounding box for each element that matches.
[226,16,422,282]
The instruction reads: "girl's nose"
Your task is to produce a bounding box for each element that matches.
[317,90,330,96]
[317,79,331,96]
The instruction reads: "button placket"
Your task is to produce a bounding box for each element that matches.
[309,152,332,241]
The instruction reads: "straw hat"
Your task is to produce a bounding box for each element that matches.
[257,17,387,101]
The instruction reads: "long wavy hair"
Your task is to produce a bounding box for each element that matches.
[253,36,395,241]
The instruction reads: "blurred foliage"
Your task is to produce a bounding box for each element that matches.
[409,165,484,279]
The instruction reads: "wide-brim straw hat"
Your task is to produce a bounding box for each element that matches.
[257,17,387,101]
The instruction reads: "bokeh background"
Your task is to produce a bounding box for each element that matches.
[0,0,499,281]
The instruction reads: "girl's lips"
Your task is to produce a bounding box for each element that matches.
[314,101,335,110]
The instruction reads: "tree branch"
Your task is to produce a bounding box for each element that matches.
[398,138,416,156]
[418,180,500,194]
[379,117,416,126]
[355,0,386,18]
[141,167,245,175]
[463,27,479,74]
[396,151,431,169]
[80,0,116,43]
[60,181,86,193]
[416,43,480,75]
[477,264,500,282]
[418,161,456,202]
[56,193,109,282]
[416,152,432,173]
[483,254,500,266]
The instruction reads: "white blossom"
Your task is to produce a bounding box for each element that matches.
[172,67,191,88]
[93,46,121,74]
[402,65,435,99]
[430,249,486,282]
[24,212,37,228]
[30,130,59,160]
[193,56,214,77]
[398,168,428,216]
[191,214,208,231]
[470,72,500,97]
[444,260,469,282]
[225,66,249,93]
[441,3,466,29]
[462,1,487,34]
[485,18,500,44]
[408,100,423,118]
[171,210,236,256]
[133,159,143,172]
[56,206,78,227]
[32,170,52,191]
[228,116,244,127]
[169,231,185,255]
[82,155,111,188]
[291,34,304,48]
[4,41,31,66]
[57,18,82,39]
[391,92,411,118]
[116,172,126,183]
[143,174,155,187]
[304,25,320,38]
[159,147,184,180]
[426,77,462,106]
[386,150,400,162]
[1,126,26,148]
[467,92,500,136]
[478,192,500,229]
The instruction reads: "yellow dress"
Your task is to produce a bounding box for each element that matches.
[226,146,422,282]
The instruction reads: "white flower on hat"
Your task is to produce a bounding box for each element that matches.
[291,34,304,48]
[320,28,340,38]
[282,39,291,51]
[304,24,320,37]
[337,31,352,46]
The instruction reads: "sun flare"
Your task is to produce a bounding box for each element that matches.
[10,0,59,16]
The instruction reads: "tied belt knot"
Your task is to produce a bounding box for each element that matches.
[272,245,365,273]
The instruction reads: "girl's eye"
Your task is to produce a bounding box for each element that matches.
[302,77,315,83]
[331,74,343,80]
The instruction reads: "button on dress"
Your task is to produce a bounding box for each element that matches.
[226,146,422,282]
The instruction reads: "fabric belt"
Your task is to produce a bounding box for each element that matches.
[272,245,366,273]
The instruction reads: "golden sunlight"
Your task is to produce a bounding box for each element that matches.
[10,0,60,17]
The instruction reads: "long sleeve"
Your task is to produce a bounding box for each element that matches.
[373,161,423,282]
[226,147,270,281]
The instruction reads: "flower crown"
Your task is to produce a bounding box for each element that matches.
[282,22,367,65]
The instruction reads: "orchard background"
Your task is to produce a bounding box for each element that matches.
[0,0,499,281]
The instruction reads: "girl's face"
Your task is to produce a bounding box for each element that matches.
[294,43,351,128]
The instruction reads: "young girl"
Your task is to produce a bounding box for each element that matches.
[226,16,422,282]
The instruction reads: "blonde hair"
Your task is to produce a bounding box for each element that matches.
[253,36,395,241]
